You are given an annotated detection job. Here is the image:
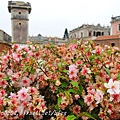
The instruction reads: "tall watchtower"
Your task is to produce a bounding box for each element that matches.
[8,1,31,44]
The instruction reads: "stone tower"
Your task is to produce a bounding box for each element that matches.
[8,1,31,44]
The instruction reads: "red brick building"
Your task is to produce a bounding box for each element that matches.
[94,16,120,47]
[0,42,11,53]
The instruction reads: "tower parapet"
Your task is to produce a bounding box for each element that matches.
[8,1,31,14]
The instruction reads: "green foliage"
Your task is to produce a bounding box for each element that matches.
[66,115,77,120]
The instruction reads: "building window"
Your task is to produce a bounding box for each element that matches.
[96,32,101,37]
[111,42,115,47]
[19,23,21,25]
[89,31,92,36]
[93,31,96,36]
[96,43,100,46]
[119,24,120,31]
[102,32,104,36]
[19,12,21,14]
[81,32,83,37]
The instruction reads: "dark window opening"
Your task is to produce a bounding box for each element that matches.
[96,32,101,37]
[96,43,100,46]
[19,12,21,14]
[89,31,92,36]
[93,31,96,36]
[19,23,21,25]
[81,32,83,37]
[111,43,115,47]
[102,32,104,36]
[119,24,120,31]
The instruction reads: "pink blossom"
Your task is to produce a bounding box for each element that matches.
[84,94,94,106]
[75,94,80,100]
[28,87,38,94]
[28,50,34,56]
[69,64,78,80]
[81,66,91,75]
[12,53,21,62]
[9,92,17,99]
[68,44,77,50]
[6,69,13,76]
[95,46,102,54]
[17,87,31,102]
[76,60,82,66]
[87,86,95,95]
[109,94,120,103]
[0,90,6,97]
[12,44,19,49]
[21,77,31,87]
[94,89,104,104]
[104,79,120,94]
[0,80,8,88]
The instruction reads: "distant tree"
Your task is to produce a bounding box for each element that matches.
[63,28,69,39]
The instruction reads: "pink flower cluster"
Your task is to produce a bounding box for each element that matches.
[69,64,78,80]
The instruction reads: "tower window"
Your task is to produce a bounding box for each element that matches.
[19,12,21,14]
[19,23,21,26]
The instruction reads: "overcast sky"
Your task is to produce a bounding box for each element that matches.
[0,0,120,37]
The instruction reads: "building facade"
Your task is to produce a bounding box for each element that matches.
[111,16,120,35]
[29,34,68,46]
[69,24,110,40]
[8,1,31,44]
[94,35,120,47]
[0,30,11,43]
[94,16,120,47]
[0,30,11,53]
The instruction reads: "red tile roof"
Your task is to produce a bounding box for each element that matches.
[95,35,119,40]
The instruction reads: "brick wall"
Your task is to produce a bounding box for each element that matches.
[94,38,120,47]
[0,42,11,53]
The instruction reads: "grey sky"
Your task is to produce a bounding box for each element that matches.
[0,0,120,37]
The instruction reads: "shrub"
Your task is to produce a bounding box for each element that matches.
[0,40,120,120]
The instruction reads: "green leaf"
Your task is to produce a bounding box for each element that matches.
[67,89,77,93]
[79,85,83,94]
[62,70,68,73]
[64,91,70,99]
[50,42,54,48]
[54,105,59,111]
[78,98,84,108]
[92,114,99,119]
[61,82,69,88]
[116,74,120,80]
[4,76,10,81]
[107,50,111,56]
[85,48,90,53]
[89,55,95,61]
[58,62,62,71]
[104,68,110,76]
[66,115,77,120]
[70,81,79,89]
[22,66,30,73]
[57,97,62,106]
[79,112,97,120]
[30,69,35,74]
